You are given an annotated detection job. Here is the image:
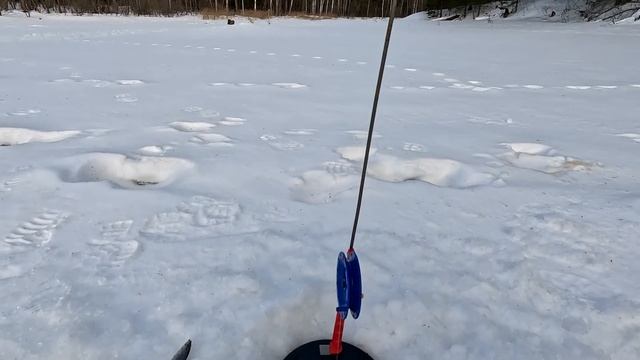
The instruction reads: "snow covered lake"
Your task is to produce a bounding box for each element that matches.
[1,12,639,359]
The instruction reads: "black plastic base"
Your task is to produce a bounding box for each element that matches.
[284,340,374,360]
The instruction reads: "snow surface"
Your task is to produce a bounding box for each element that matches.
[1,12,640,360]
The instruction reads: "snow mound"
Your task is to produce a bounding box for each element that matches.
[499,143,595,174]
[501,142,556,156]
[190,133,233,144]
[169,121,216,132]
[0,127,80,146]
[116,79,145,85]
[272,82,307,89]
[63,153,194,188]
[336,146,377,162]
[368,155,496,188]
[290,170,358,204]
[219,117,247,126]
[138,145,172,155]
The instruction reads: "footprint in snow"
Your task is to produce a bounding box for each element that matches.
[4,210,69,248]
[114,93,138,103]
[140,195,245,241]
[260,134,303,151]
[88,220,139,268]
[345,130,382,140]
[402,142,426,152]
[290,169,358,204]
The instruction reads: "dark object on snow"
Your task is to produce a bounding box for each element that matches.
[227,19,235,25]
[171,339,192,360]
[550,10,556,17]
[441,14,460,21]
[283,340,373,360]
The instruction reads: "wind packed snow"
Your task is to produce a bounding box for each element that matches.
[1,12,640,360]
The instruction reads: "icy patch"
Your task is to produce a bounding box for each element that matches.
[0,127,80,146]
[116,79,145,86]
[336,146,377,162]
[63,153,194,188]
[524,85,544,89]
[190,133,233,145]
[566,86,591,90]
[597,86,617,89]
[367,155,496,188]
[499,143,595,174]
[169,121,216,132]
[272,83,307,89]
[290,170,358,204]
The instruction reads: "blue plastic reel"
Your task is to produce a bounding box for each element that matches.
[336,250,362,320]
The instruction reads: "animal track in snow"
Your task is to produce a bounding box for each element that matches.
[114,93,138,103]
[402,142,426,152]
[283,129,317,136]
[498,143,596,174]
[0,127,80,146]
[88,220,138,267]
[272,83,307,89]
[219,117,247,126]
[260,134,303,151]
[141,196,243,241]
[4,210,69,247]
[62,153,194,189]
[169,121,216,132]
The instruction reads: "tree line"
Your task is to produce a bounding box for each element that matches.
[1,0,502,17]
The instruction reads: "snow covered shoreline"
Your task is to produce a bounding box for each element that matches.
[1,13,640,360]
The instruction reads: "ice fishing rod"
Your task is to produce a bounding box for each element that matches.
[320,0,398,357]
